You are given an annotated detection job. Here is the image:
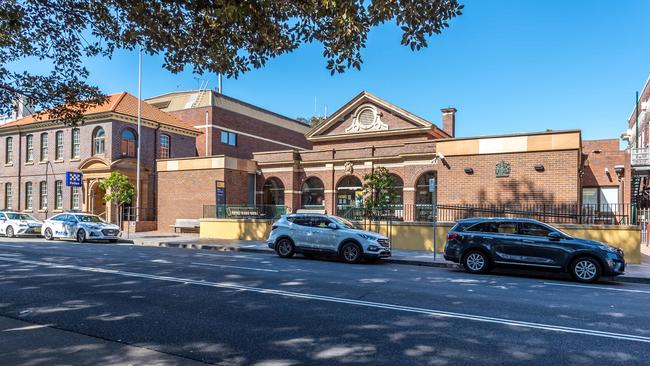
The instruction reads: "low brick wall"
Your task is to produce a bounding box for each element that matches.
[199,219,641,264]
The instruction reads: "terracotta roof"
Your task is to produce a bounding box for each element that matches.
[0,92,200,133]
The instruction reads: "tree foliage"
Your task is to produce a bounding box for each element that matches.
[99,172,135,207]
[0,0,463,125]
[296,115,326,127]
[362,166,398,215]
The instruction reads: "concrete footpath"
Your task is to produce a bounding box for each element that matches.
[123,232,650,284]
[0,315,205,366]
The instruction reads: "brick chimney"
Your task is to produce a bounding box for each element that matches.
[441,107,457,137]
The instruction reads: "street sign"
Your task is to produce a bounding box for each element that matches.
[65,172,83,187]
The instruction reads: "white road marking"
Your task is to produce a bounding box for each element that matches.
[195,253,256,259]
[1,255,650,343]
[191,262,279,273]
[544,282,650,294]
[0,244,24,248]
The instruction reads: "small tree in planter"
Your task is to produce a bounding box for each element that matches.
[99,172,135,223]
[362,166,398,221]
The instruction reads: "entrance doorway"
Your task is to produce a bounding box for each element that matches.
[336,175,363,216]
[89,183,106,219]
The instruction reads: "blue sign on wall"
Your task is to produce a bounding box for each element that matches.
[66,172,83,187]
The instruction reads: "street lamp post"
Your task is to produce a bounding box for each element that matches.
[135,47,142,223]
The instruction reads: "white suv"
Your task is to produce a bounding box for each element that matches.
[267,214,391,263]
[42,212,121,243]
[0,211,43,238]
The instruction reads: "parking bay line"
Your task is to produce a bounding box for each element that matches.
[544,282,650,294]
[1,255,650,343]
[191,262,279,273]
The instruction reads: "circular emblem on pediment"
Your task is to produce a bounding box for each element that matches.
[345,104,388,133]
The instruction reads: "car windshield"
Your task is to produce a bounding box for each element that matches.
[543,222,573,238]
[76,215,105,223]
[6,213,36,221]
[331,216,360,230]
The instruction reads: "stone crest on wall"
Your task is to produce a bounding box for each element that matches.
[345,104,389,133]
[344,161,354,174]
[496,161,511,177]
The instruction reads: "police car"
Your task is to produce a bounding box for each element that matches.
[42,211,121,242]
[0,211,43,237]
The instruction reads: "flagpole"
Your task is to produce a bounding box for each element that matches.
[135,47,142,223]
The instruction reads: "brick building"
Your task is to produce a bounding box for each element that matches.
[626,76,650,208]
[160,91,621,228]
[581,139,630,211]
[145,90,312,159]
[0,92,200,222]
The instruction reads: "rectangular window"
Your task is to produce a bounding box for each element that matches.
[159,134,170,159]
[72,128,80,158]
[55,180,63,210]
[4,183,11,210]
[71,186,81,209]
[220,131,237,146]
[40,133,48,161]
[55,131,64,160]
[39,181,47,210]
[26,135,33,162]
[25,182,32,210]
[5,137,12,164]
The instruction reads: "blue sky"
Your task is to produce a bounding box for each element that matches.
[79,0,648,141]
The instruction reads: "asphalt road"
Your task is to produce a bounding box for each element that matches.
[0,237,649,365]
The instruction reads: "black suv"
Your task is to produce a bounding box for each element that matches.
[444,218,625,282]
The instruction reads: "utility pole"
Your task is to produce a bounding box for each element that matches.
[135,47,142,223]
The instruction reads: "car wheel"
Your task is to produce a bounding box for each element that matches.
[275,238,295,258]
[5,226,14,238]
[44,228,54,241]
[571,257,601,283]
[76,229,86,243]
[463,250,490,274]
[340,242,362,264]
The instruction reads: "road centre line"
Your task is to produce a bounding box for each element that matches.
[191,262,279,273]
[1,255,650,344]
[544,282,650,294]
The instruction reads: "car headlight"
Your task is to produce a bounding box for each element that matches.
[357,233,377,241]
[598,245,618,253]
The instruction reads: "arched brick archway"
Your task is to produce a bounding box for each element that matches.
[335,175,364,216]
[300,176,326,210]
[261,177,285,206]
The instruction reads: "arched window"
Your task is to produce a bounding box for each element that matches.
[415,171,436,204]
[159,134,170,159]
[24,182,33,210]
[262,178,285,206]
[93,127,105,156]
[5,137,12,164]
[55,131,64,160]
[40,133,48,161]
[120,129,136,157]
[4,183,12,210]
[336,175,363,215]
[301,177,325,209]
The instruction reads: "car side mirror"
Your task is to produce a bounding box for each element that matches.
[548,232,562,241]
[327,223,338,230]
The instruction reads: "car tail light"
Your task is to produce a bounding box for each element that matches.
[447,233,458,240]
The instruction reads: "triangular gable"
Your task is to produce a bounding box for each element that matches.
[307,91,448,140]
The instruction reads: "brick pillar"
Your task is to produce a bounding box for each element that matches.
[403,188,415,222]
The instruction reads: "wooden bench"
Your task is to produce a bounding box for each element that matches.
[170,219,200,233]
[226,206,265,219]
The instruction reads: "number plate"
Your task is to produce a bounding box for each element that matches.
[34,228,41,233]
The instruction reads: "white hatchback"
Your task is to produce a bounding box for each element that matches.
[42,212,121,243]
[0,211,43,237]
